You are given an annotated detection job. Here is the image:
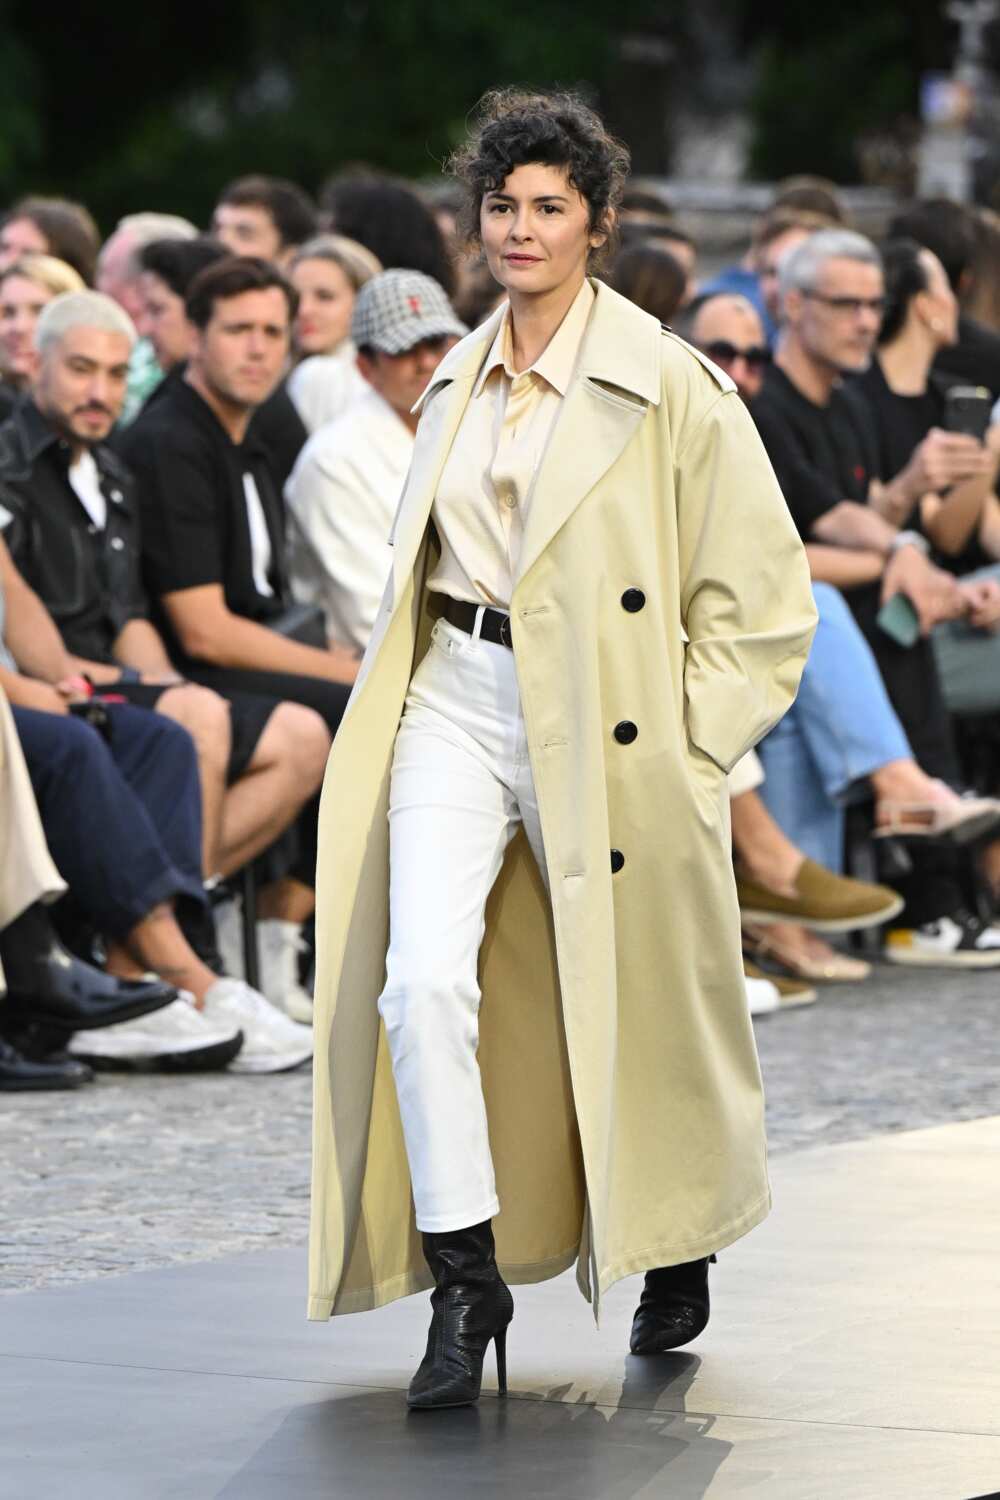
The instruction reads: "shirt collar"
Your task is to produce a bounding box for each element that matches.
[473,278,595,399]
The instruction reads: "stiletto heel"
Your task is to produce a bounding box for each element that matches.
[407,1219,514,1409]
[494,1328,508,1397]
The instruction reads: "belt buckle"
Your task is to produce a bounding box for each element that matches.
[498,613,512,648]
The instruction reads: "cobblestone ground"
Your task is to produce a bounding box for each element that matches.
[2,963,999,1293]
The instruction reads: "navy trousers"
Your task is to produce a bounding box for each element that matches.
[13,704,205,939]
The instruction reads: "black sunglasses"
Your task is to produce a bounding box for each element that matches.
[702,340,772,370]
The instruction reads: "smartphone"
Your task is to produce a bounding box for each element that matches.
[876,592,920,648]
[943,385,992,441]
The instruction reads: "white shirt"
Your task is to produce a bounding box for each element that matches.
[242,472,274,598]
[287,346,369,436]
[68,450,107,531]
[285,387,413,652]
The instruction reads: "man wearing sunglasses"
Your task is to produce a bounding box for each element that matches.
[686,294,771,402]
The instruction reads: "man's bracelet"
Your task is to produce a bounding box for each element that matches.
[889,529,930,558]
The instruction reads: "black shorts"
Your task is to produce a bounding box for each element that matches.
[109,681,279,782]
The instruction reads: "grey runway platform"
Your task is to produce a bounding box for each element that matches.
[4,1116,1000,1500]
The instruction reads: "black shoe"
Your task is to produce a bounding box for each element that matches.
[629,1254,716,1355]
[0,905,176,1033]
[0,1034,93,1091]
[407,1219,513,1410]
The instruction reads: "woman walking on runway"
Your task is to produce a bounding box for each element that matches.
[309,89,817,1409]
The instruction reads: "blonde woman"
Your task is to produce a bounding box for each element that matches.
[0,255,85,413]
[286,234,382,433]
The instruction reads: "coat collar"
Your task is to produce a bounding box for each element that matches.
[414,277,662,413]
[393,279,663,601]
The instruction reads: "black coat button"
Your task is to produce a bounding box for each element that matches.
[621,588,645,613]
[614,720,638,745]
[610,849,625,873]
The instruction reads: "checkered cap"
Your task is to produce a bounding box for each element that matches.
[351,269,467,355]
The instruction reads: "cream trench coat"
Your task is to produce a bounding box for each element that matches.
[308,279,817,1322]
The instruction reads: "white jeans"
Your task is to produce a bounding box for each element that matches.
[378,614,548,1232]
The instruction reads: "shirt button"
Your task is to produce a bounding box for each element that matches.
[502,493,517,509]
[614,721,638,745]
[110,537,125,551]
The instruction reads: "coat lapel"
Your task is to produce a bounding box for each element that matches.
[387,306,506,601]
[515,282,663,592]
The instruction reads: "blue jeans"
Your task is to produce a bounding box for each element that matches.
[14,703,205,938]
[757,584,912,872]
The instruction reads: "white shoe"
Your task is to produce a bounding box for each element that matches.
[202,976,313,1074]
[68,996,244,1071]
[745,974,780,1015]
[884,911,1000,968]
[213,901,313,1025]
[258,918,314,1024]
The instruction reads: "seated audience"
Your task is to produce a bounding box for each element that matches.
[963,207,1000,335]
[0,684,180,1090]
[0,254,84,418]
[751,228,1000,965]
[96,211,197,421]
[321,170,457,295]
[699,205,836,341]
[0,197,100,285]
[286,270,466,653]
[122,259,357,986]
[609,242,688,327]
[620,222,698,306]
[211,176,317,269]
[286,234,382,433]
[888,198,1000,400]
[0,292,329,1020]
[136,236,229,375]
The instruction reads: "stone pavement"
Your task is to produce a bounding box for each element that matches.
[2,962,1000,1294]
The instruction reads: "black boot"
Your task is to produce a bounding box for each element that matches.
[629,1254,716,1354]
[0,1034,93,1091]
[0,903,176,1034]
[407,1220,513,1410]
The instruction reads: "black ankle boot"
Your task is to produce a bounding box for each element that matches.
[407,1219,513,1410]
[629,1254,716,1355]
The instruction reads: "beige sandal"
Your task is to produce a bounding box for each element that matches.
[874,792,1000,844]
[743,925,871,984]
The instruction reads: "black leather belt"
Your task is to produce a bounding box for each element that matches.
[442,597,513,648]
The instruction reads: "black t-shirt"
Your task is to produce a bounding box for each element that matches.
[749,363,877,538]
[120,376,289,666]
[852,357,993,576]
[933,314,1000,403]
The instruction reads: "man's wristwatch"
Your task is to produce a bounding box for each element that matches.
[117,666,141,684]
[889,529,930,558]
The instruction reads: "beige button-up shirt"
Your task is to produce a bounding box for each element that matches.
[427,278,595,608]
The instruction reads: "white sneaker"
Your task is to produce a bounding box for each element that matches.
[745,974,780,1015]
[202,976,313,1074]
[213,901,313,1025]
[884,911,1000,968]
[68,996,244,1071]
[258,918,314,1024]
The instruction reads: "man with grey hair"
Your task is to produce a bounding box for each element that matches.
[751,228,1000,964]
[97,212,197,422]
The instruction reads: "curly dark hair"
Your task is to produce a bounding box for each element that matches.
[447,89,630,269]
